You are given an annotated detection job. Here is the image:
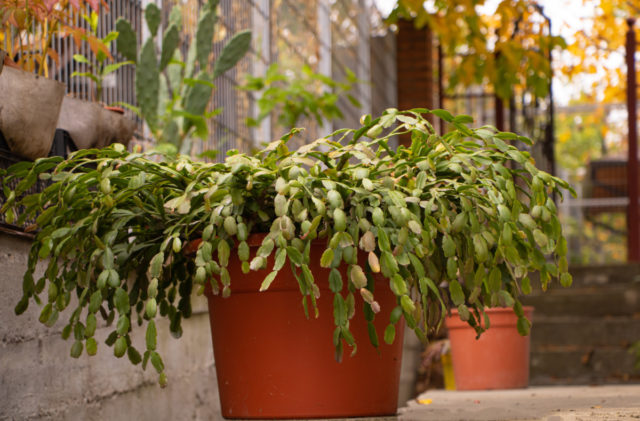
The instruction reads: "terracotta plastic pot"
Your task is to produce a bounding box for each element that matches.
[204,235,404,419]
[445,306,533,390]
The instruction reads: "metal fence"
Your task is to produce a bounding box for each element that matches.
[3,0,396,158]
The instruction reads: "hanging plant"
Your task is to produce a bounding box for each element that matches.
[0,108,574,385]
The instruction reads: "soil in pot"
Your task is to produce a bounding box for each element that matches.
[205,235,405,419]
[445,306,534,390]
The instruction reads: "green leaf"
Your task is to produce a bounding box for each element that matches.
[39,303,52,324]
[70,340,83,358]
[320,248,334,268]
[114,336,127,358]
[160,24,180,71]
[73,54,90,64]
[449,280,465,306]
[329,268,343,293]
[183,72,214,125]
[145,3,162,37]
[333,293,346,326]
[150,252,164,278]
[128,346,142,365]
[443,235,456,258]
[136,38,160,129]
[367,323,379,348]
[430,109,454,122]
[146,320,157,351]
[102,31,119,44]
[114,287,130,314]
[150,351,164,373]
[115,18,137,61]
[521,276,532,294]
[195,9,217,67]
[389,306,403,324]
[85,313,97,337]
[488,267,502,292]
[400,295,416,314]
[380,251,398,278]
[259,271,278,291]
[86,338,98,356]
[103,61,134,76]
[116,315,130,335]
[213,30,252,79]
[517,316,531,336]
[102,247,114,269]
[560,272,573,287]
[533,229,548,248]
[377,228,390,252]
[89,290,102,313]
[273,248,287,271]
[383,324,396,344]
[105,331,118,346]
[453,114,474,124]
[286,246,303,266]
[14,296,29,315]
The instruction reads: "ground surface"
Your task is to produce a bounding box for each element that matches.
[398,385,640,420]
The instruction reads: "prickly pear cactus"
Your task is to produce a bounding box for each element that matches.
[136,39,159,131]
[116,2,251,154]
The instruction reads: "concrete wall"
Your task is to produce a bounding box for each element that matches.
[0,233,221,421]
[0,232,420,419]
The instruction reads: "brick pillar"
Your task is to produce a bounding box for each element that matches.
[396,19,434,146]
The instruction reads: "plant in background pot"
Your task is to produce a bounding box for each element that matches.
[240,62,361,130]
[114,0,251,156]
[0,0,109,159]
[71,11,133,103]
[0,108,573,418]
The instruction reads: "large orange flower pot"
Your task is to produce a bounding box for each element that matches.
[445,306,533,390]
[204,235,404,419]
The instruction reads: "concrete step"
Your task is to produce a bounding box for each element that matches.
[520,265,640,386]
[567,264,640,286]
[530,346,640,385]
[530,316,640,349]
[529,264,640,288]
[521,284,640,318]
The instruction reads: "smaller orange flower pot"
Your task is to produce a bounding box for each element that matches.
[445,306,533,390]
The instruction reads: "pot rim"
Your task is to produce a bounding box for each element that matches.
[184,232,327,255]
[449,306,534,315]
[445,306,534,330]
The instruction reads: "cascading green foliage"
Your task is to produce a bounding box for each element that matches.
[115,0,252,155]
[0,108,574,385]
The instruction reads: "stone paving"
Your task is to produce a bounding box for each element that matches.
[398,385,640,420]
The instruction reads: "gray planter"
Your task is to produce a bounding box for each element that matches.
[56,97,136,150]
[0,59,65,160]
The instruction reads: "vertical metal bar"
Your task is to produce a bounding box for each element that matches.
[437,45,444,135]
[494,49,505,131]
[494,95,504,131]
[508,96,516,133]
[626,18,639,262]
[546,15,556,177]
[356,0,371,118]
[317,0,332,132]
[252,0,271,144]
